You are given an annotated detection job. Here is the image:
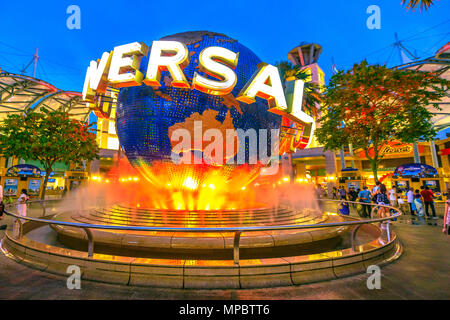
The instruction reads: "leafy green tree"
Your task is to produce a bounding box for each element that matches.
[0,109,99,199]
[315,60,449,182]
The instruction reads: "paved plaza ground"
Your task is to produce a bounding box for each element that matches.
[0,201,449,300]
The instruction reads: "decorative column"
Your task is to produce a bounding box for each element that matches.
[6,157,13,168]
[413,143,420,163]
[430,140,439,168]
[340,148,345,170]
[349,144,356,168]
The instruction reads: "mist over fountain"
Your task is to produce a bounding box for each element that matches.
[50,164,333,259]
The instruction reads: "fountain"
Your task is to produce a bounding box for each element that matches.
[0,31,402,289]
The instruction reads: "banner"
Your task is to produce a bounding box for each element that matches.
[6,164,41,177]
[28,179,41,196]
[4,179,19,196]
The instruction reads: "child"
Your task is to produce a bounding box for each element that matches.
[397,193,408,215]
[338,196,350,216]
[413,193,425,225]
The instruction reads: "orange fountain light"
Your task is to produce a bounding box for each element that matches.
[106,157,267,210]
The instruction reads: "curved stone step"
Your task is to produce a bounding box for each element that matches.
[1,222,401,289]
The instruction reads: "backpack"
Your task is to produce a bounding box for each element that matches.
[376,193,389,205]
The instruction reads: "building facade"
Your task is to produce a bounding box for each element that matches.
[287,43,450,194]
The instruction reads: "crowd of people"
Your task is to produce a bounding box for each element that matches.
[316,182,450,234]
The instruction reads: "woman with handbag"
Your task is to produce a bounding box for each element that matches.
[376,184,390,219]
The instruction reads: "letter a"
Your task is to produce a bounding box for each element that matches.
[66,265,81,289]
[366,5,381,30]
[366,265,381,289]
[66,5,81,30]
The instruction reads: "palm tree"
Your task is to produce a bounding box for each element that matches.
[274,61,322,179]
[274,60,321,118]
[401,0,436,11]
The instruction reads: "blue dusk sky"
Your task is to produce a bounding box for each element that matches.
[0,0,449,91]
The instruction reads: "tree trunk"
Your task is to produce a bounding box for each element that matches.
[363,147,379,184]
[370,159,379,184]
[372,141,380,183]
[41,169,51,200]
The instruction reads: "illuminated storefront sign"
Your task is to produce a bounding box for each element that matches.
[379,144,412,155]
[394,163,438,178]
[82,41,314,128]
[359,141,425,158]
[6,164,42,177]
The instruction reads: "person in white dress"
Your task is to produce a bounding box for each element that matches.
[17,189,29,218]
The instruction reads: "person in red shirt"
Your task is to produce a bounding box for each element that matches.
[420,186,437,220]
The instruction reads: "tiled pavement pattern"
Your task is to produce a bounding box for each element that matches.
[0,201,448,299]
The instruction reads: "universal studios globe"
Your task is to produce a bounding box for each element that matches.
[116,31,282,188]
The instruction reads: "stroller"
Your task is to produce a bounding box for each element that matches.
[338,200,350,215]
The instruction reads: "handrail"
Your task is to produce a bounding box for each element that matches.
[3,198,402,264]
[4,198,400,232]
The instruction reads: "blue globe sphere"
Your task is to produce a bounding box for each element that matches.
[116,31,281,180]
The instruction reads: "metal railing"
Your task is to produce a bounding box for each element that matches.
[3,198,402,265]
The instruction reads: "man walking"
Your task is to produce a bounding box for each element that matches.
[332,187,337,199]
[372,181,381,196]
[358,186,372,218]
[338,186,347,200]
[407,187,415,215]
[349,187,358,207]
[420,186,437,220]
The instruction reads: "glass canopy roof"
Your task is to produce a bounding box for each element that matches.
[0,72,90,121]
[396,42,450,132]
